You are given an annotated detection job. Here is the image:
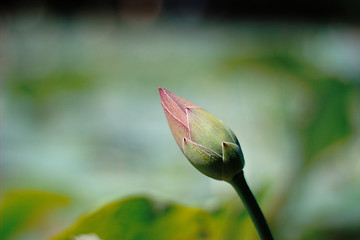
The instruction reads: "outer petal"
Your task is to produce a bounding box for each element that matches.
[162,103,190,151]
[159,88,188,126]
[187,108,234,155]
[224,124,240,147]
[222,142,244,181]
[183,138,223,180]
[161,88,198,112]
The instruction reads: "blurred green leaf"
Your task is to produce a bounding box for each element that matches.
[52,196,253,240]
[299,78,354,166]
[3,70,94,121]
[211,202,256,240]
[0,190,70,240]
[7,71,93,101]
[301,226,360,240]
[222,53,355,167]
[222,53,322,81]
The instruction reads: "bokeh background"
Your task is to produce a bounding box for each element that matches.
[1,1,360,239]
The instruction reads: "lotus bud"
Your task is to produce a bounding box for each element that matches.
[159,88,244,182]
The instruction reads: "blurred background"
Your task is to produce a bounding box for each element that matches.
[1,0,360,239]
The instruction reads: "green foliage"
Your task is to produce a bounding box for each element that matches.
[222,53,321,81]
[301,226,360,240]
[52,197,252,240]
[0,190,69,240]
[298,78,354,166]
[2,21,359,240]
[7,71,92,101]
[222,52,356,167]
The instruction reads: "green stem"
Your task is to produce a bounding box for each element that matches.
[229,171,274,240]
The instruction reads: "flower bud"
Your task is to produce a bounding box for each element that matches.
[159,88,244,181]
